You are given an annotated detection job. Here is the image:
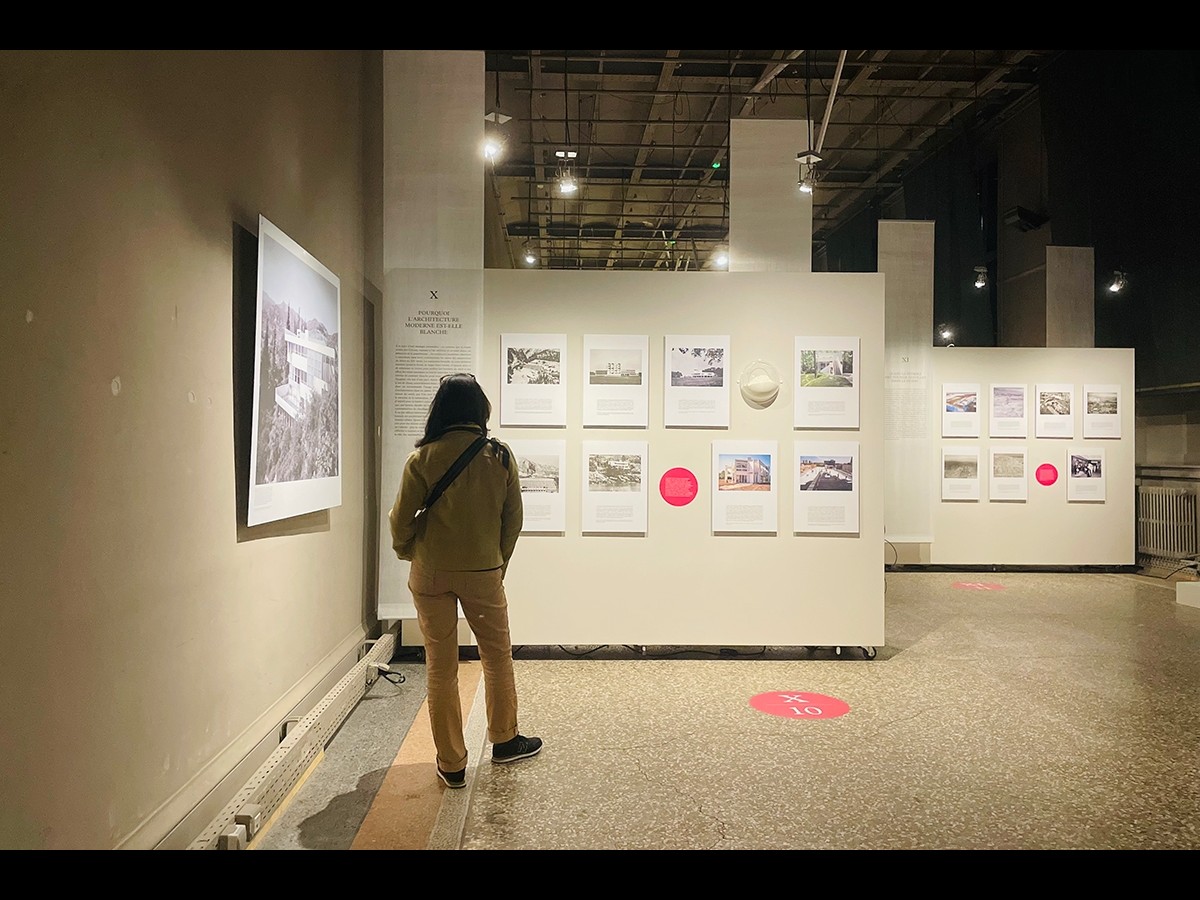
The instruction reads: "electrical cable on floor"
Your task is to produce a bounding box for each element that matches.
[379,671,406,685]
[623,645,768,658]
[555,645,610,657]
[1141,562,1200,580]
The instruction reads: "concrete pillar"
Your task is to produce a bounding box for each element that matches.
[729,118,813,272]
[1045,245,1095,347]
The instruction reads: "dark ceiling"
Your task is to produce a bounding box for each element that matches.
[483,50,1063,271]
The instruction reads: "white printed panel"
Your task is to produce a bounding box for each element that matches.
[712,440,779,533]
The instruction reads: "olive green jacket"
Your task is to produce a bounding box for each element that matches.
[388,424,523,573]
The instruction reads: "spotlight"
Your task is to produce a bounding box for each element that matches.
[523,246,537,266]
[555,150,578,195]
[796,149,821,196]
[483,138,502,161]
[1108,270,1127,293]
[713,250,728,269]
[974,266,988,290]
[936,323,956,347]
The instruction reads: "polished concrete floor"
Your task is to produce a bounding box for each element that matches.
[255,571,1200,850]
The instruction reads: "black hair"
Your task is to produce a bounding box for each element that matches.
[415,374,491,447]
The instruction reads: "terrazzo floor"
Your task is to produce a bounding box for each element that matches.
[256,571,1200,851]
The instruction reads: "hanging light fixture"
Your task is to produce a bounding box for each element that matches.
[555,150,578,194]
[483,69,510,162]
[974,265,988,290]
[1108,270,1128,293]
[796,50,821,195]
[936,322,956,347]
[556,51,578,196]
[523,244,537,266]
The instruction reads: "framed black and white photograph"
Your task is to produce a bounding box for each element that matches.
[499,333,567,427]
[510,439,566,533]
[989,447,1028,502]
[1067,447,1106,501]
[941,446,981,501]
[582,334,649,427]
[989,383,1028,438]
[1035,383,1075,438]
[582,441,648,533]
[664,335,730,427]
[1083,384,1121,439]
[247,215,341,526]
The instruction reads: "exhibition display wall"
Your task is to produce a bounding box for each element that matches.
[927,347,1135,565]
[480,269,886,647]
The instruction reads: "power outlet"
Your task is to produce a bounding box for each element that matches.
[218,823,247,850]
[235,804,263,840]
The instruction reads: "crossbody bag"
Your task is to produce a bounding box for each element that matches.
[412,431,507,520]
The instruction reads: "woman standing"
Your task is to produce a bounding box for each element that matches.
[388,374,542,788]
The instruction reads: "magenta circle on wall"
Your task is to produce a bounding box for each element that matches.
[1035,463,1059,486]
[659,467,699,506]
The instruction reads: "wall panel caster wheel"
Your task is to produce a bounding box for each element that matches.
[863,646,877,660]
[835,646,842,656]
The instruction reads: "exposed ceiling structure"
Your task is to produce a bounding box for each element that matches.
[483,50,1063,271]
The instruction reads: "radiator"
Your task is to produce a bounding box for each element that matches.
[1137,486,1199,563]
[186,630,396,850]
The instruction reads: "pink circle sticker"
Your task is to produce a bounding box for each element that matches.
[1035,463,1058,486]
[659,467,698,506]
[749,691,850,720]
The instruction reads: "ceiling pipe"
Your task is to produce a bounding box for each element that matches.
[815,50,848,155]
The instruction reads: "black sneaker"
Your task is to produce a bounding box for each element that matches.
[491,734,543,764]
[437,766,466,789]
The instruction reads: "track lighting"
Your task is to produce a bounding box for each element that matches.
[712,248,728,269]
[523,245,537,266]
[974,266,988,290]
[1108,270,1127,293]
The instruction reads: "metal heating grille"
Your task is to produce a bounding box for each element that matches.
[1137,486,1199,566]
[186,631,396,850]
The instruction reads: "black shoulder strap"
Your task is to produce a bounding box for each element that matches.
[414,436,489,519]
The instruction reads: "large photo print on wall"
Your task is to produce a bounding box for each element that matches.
[247,215,342,526]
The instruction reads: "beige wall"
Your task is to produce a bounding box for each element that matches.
[0,51,377,848]
[485,269,885,648]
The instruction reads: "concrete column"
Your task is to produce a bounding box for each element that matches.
[729,118,813,272]
[1045,245,1095,347]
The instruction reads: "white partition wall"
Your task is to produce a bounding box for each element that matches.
[929,347,1135,565]
[485,269,885,647]
[879,220,935,545]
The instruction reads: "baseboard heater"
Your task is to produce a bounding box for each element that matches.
[186,629,397,850]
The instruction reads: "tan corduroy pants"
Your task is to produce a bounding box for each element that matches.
[408,561,520,773]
